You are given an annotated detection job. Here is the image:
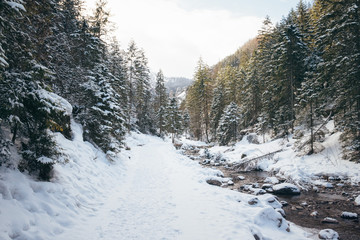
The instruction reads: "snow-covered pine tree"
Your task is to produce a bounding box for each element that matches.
[315,0,360,161]
[79,64,126,159]
[166,98,182,143]
[217,102,241,146]
[0,1,67,180]
[134,50,153,133]
[154,70,168,134]
[182,110,190,137]
[272,13,308,134]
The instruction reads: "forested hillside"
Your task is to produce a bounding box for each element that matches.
[0,0,185,180]
[185,0,360,162]
[1,0,359,182]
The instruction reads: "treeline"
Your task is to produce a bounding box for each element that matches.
[185,0,360,162]
[0,0,185,180]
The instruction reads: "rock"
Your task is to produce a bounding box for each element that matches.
[240,184,252,191]
[280,201,288,207]
[252,183,260,188]
[264,177,279,184]
[310,211,319,217]
[322,182,334,188]
[206,179,222,186]
[295,206,304,210]
[321,217,339,224]
[262,183,273,189]
[227,180,234,186]
[252,188,266,195]
[341,211,358,219]
[318,229,339,240]
[355,195,360,206]
[262,184,274,193]
[272,183,300,195]
[237,175,245,180]
[248,197,259,205]
[300,202,308,207]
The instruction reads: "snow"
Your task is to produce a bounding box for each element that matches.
[341,211,358,219]
[318,229,339,240]
[36,89,73,116]
[205,120,360,186]
[272,183,300,194]
[0,121,313,240]
[5,1,26,12]
[264,176,280,184]
[355,195,360,206]
[37,156,54,164]
[0,56,8,66]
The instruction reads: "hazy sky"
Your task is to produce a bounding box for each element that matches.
[84,0,306,78]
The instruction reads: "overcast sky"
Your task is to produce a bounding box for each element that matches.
[84,0,306,78]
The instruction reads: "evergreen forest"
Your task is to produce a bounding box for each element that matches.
[0,0,359,182]
[185,0,360,162]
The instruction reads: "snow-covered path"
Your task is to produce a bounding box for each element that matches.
[58,134,312,240]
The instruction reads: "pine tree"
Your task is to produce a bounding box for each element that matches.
[89,0,109,39]
[192,58,213,142]
[154,70,168,134]
[217,102,241,146]
[210,83,225,140]
[166,98,182,143]
[182,110,190,137]
[315,0,360,161]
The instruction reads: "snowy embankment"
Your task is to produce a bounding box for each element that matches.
[1,121,313,240]
[202,121,360,186]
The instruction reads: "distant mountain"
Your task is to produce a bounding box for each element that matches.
[165,77,193,102]
[165,77,193,93]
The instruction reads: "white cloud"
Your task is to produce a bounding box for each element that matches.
[84,0,263,78]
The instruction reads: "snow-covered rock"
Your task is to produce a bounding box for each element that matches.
[310,211,318,217]
[318,229,339,240]
[264,176,279,184]
[238,175,245,180]
[272,183,300,195]
[355,195,360,206]
[341,211,358,219]
[321,217,339,224]
[254,207,290,232]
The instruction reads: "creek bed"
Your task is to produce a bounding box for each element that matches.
[182,147,360,240]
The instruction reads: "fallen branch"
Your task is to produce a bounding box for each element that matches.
[231,149,283,171]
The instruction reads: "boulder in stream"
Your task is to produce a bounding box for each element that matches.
[341,211,358,219]
[272,183,300,195]
[206,179,222,186]
[321,217,339,224]
[355,195,360,206]
[318,229,339,240]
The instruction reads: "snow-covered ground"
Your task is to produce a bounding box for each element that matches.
[0,121,314,239]
[201,121,360,187]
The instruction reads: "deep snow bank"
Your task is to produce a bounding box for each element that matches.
[202,122,360,186]
[0,121,128,240]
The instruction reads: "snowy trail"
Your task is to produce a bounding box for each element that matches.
[58,134,311,240]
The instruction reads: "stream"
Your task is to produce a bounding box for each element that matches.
[181,145,360,240]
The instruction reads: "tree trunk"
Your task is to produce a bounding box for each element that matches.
[11,122,18,143]
[309,100,314,155]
